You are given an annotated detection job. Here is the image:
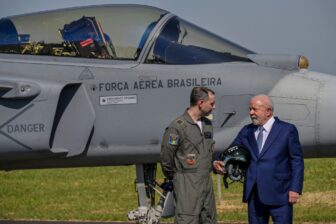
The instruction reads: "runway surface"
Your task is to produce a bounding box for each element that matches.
[0,221,142,224]
[1,222,135,224]
[0,221,245,224]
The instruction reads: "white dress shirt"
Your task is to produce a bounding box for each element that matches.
[254,116,275,150]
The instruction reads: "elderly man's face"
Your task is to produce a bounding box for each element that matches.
[249,98,272,126]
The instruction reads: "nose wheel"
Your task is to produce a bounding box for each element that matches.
[128,164,174,224]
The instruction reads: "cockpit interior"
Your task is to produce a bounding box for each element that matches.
[0,5,252,64]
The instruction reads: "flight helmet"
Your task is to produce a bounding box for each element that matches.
[222,145,250,188]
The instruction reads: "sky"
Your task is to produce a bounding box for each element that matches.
[0,0,335,75]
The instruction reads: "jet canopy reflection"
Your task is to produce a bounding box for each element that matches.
[0,4,252,64]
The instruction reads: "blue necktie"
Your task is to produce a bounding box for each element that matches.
[257,126,264,153]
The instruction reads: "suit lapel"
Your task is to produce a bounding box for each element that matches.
[248,126,259,158]
[259,118,282,158]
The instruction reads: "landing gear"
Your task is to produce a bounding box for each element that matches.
[128,163,174,224]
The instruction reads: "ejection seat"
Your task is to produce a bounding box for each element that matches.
[134,21,157,59]
[153,18,181,63]
[0,18,30,53]
[60,16,115,58]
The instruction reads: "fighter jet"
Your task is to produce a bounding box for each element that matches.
[0,4,335,223]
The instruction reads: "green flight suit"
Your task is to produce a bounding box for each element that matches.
[160,111,217,224]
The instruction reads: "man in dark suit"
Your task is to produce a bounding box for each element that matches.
[231,94,304,223]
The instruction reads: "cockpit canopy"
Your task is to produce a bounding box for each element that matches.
[0,4,252,64]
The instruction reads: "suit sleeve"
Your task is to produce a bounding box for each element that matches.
[288,125,304,194]
[231,127,247,146]
[160,127,179,180]
[216,127,246,161]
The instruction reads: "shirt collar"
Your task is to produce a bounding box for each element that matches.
[262,116,275,133]
[183,110,196,124]
[183,109,205,125]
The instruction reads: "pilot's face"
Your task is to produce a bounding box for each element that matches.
[249,98,271,126]
[200,93,215,117]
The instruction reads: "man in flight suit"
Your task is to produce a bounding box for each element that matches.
[160,87,222,224]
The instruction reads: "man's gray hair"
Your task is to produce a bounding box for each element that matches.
[252,94,274,111]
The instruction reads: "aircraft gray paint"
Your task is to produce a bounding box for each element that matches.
[0,4,335,223]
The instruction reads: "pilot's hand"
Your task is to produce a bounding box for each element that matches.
[289,191,300,204]
[213,160,226,175]
[160,180,173,192]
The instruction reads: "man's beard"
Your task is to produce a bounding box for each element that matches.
[251,116,260,125]
[203,110,212,117]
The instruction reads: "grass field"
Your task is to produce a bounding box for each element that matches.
[0,158,335,223]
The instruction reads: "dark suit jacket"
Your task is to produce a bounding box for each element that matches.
[232,117,304,205]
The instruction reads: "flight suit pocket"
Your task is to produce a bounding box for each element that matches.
[207,139,215,153]
[174,173,201,215]
[175,138,201,171]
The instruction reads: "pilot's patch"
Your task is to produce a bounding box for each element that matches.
[204,132,212,139]
[177,119,184,125]
[186,153,196,166]
[168,134,179,146]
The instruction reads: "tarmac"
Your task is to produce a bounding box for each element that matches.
[0,222,133,224]
[0,221,245,224]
